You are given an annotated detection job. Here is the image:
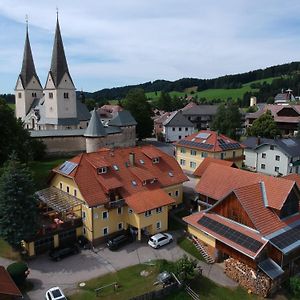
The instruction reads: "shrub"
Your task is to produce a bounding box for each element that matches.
[7,262,29,286]
[290,276,300,297]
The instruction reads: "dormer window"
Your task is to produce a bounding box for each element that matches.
[97,167,107,174]
[142,180,147,186]
[152,157,159,164]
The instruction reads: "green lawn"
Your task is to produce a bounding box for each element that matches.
[28,157,68,189]
[68,263,162,300]
[177,237,204,261]
[0,239,21,260]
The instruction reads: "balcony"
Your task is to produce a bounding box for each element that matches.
[105,198,126,209]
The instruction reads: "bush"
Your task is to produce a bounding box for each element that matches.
[7,262,29,286]
[290,276,300,297]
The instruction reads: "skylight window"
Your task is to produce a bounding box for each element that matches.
[97,167,107,174]
[139,159,145,164]
[168,171,174,177]
[152,157,160,164]
[131,180,137,186]
[113,165,119,171]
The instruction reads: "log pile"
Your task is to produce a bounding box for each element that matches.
[224,258,271,297]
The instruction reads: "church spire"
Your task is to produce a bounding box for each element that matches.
[49,16,72,87]
[20,18,41,88]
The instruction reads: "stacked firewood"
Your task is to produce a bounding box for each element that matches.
[224,258,271,297]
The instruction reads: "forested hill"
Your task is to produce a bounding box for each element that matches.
[88,61,300,101]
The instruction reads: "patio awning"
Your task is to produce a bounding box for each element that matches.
[36,187,84,213]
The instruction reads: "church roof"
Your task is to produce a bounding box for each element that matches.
[19,27,41,89]
[84,109,107,137]
[108,110,137,127]
[49,18,73,87]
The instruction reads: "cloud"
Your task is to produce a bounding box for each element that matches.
[0,0,300,93]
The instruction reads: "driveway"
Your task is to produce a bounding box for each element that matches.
[0,233,237,299]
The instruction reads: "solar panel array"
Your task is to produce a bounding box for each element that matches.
[282,139,296,147]
[198,216,263,253]
[177,139,214,150]
[270,224,300,250]
[218,139,241,151]
[59,161,78,175]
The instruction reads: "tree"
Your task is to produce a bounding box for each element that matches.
[211,102,242,139]
[171,95,184,110]
[0,99,45,166]
[174,255,197,283]
[156,91,172,111]
[84,98,96,111]
[247,110,280,138]
[123,88,153,140]
[0,156,39,248]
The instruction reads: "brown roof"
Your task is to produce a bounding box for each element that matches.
[193,157,236,177]
[283,173,300,188]
[53,146,188,208]
[0,266,22,297]
[175,130,244,152]
[196,163,295,210]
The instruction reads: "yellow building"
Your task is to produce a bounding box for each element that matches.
[23,146,188,256]
[175,130,244,173]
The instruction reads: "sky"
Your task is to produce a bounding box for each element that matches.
[1,0,300,94]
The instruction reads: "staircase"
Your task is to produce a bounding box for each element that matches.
[191,236,215,264]
[185,285,200,300]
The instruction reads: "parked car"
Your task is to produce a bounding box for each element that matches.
[107,234,133,250]
[148,233,173,249]
[49,245,79,261]
[45,287,67,300]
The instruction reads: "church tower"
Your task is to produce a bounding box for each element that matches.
[15,23,43,120]
[44,16,77,129]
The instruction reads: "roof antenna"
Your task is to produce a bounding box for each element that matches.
[25,14,28,32]
[56,6,59,20]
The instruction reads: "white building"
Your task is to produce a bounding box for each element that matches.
[15,18,90,131]
[243,137,300,176]
[162,110,194,142]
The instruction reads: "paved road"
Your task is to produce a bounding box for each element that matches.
[0,233,237,299]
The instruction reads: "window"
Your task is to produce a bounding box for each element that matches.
[261,164,266,169]
[97,167,107,174]
[233,151,236,158]
[113,165,119,171]
[118,222,123,231]
[131,180,137,186]
[152,157,160,164]
[178,135,181,140]
[102,211,108,220]
[156,207,162,213]
[175,190,179,197]
[180,159,186,166]
[270,145,274,150]
[59,182,63,189]
[83,227,86,235]
[190,149,197,156]
[74,189,77,197]
[172,127,175,131]
[180,148,186,154]
[64,92,69,99]
[128,208,133,214]
[32,92,37,97]
[220,152,226,160]
[18,92,22,98]
[190,161,196,169]
[185,127,188,131]
[156,221,161,230]
[49,92,53,99]
[103,227,109,236]
[179,127,182,131]
[82,211,86,220]
[66,186,70,193]
[201,152,208,158]
[142,180,147,186]
[139,159,145,164]
[168,192,172,196]
[275,166,280,172]
[262,153,266,158]
[168,171,174,177]
[275,155,280,161]
[145,210,152,217]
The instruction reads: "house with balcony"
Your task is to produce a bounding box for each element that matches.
[184,165,300,296]
[175,130,244,173]
[23,145,188,256]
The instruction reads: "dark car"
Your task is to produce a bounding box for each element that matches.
[107,234,133,250]
[49,245,79,261]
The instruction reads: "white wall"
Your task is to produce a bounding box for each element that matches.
[244,149,257,170]
[164,126,194,142]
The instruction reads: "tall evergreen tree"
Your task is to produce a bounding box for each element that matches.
[123,88,153,140]
[0,156,39,248]
[156,91,172,111]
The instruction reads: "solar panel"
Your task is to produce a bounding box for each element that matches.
[59,161,78,175]
[198,216,263,253]
[270,224,300,250]
[219,142,241,151]
[282,139,296,147]
[196,132,211,139]
[177,140,213,150]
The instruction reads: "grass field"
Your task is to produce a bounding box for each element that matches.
[145,77,279,102]
[177,237,204,261]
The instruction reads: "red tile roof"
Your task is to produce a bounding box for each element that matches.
[183,212,268,259]
[193,157,236,177]
[53,146,188,209]
[0,266,22,297]
[196,164,295,210]
[175,130,244,152]
[125,189,175,214]
[283,173,300,188]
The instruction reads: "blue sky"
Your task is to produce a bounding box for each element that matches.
[1,0,300,94]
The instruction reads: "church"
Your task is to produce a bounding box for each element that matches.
[15,17,136,155]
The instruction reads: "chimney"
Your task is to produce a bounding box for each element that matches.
[257,136,261,146]
[129,152,135,167]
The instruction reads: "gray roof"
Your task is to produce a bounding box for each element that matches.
[108,110,137,127]
[49,18,73,87]
[19,27,42,89]
[258,258,284,280]
[84,109,107,137]
[163,110,194,127]
[243,136,300,157]
[77,101,90,121]
[30,129,85,137]
[182,105,219,116]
